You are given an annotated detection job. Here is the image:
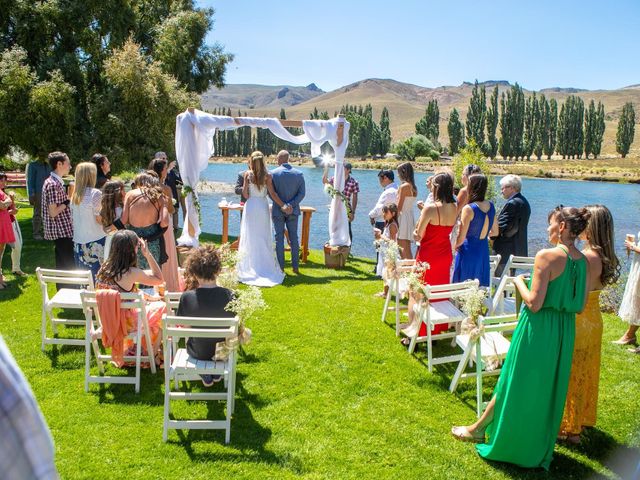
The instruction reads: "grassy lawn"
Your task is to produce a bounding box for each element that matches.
[1,206,639,479]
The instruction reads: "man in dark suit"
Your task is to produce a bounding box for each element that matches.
[270,150,305,274]
[234,158,249,203]
[492,174,531,277]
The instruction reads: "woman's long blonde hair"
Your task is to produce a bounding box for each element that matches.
[249,151,267,188]
[71,162,97,205]
[584,204,621,286]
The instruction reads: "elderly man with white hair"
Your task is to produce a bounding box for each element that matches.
[491,174,531,276]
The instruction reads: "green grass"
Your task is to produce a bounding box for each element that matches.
[1,206,639,479]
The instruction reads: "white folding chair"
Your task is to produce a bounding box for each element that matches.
[449,313,518,417]
[164,292,182,315]
[162,314,239,444]
[81,290,157,393]
[381,259,415,336]
[36,267,94,351]
[493,255,535,314]
[489,254,501,293]
[401,279,479,372]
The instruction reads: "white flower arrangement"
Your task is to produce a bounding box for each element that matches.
[458,285,501,371]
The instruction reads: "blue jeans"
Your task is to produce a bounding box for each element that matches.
[273,214,299,270]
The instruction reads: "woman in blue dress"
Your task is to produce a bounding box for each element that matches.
[453,174,498,287]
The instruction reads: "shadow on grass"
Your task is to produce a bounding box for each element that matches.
[0,274,29,301]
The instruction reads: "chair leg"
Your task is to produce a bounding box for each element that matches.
[84,329,91,393]
[163,360,171,442]
[143,319,156,375]
[381,281,392,323]
[41,309,48,351]
[135,325,142,394]
[476,338,483,418]
[395,282,401,337]
[449,344,473,393]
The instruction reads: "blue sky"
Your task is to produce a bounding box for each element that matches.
[199,0,639,92]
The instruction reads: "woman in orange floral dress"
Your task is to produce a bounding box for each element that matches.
[560,204,620,443]
[96,230,166,366]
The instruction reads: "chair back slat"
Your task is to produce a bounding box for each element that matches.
[163,315,239,341]
[37,267,94,289]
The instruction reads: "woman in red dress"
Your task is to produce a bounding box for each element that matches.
[0,173,17,288]
[404,172,457,339]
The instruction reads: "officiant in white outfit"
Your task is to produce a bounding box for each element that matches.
[237,151,286,287]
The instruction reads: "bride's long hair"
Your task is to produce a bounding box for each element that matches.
[249,151,267,188]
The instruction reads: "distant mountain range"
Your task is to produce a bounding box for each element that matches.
[200,83,324,111]
[201,78,640,154]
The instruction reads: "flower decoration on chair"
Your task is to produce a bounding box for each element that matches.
[401,262,430,300]
[181,184,202,224]
[459,285,501,371]
[216,286,266,361]
[374,238,402,281]
[323,183,352,217]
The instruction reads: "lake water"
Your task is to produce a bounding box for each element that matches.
[198,163,640,260]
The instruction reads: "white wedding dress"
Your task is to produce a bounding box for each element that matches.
[237,182,285,287]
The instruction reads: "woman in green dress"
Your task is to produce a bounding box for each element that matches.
[451,206,591,470]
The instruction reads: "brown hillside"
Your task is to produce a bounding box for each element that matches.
[232,78,640,157]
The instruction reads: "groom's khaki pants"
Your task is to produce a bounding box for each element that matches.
[273,214,299,270]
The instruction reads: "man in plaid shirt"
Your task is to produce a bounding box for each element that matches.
[41,152,74,282]
[323,162,359,240]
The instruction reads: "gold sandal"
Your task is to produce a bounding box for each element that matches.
[451,426,485,443]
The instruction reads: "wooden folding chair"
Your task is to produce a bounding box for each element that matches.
[489,254,501,294]
[449,313,518,417]
[81,290,157,393]
[36,267,94,351]
[381,259,415,336]
[402,280,479,372]
[162,314,239,444]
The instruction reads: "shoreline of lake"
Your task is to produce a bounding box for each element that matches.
[208,156,640,184]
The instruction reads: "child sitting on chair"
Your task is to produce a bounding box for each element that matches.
[374,203,399,297]
[178,244,234,387]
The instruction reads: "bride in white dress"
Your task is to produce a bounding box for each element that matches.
[237,151,286,287]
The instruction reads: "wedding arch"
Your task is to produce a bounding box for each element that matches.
[174,108,351,249]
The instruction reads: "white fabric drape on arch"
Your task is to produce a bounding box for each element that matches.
[174,109,350,248]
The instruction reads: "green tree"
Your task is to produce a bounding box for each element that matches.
[593,102,605,159]
[547,99,558,159]
[447,108,465,155]
[466,80,486,148]
[394,134,439,161]
[486,86,499,158]
[584,100,596,158]
[415,99,439,145]
[379,107,392,156]
[0,1,231,169]
[523,93,538,160]
[92,40,194,170]
[499,83,525,159]
[452,140,496,200]
[616,102,636,158]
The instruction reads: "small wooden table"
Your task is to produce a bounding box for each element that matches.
[219,204,317,262]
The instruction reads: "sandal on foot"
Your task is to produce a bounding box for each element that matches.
[12,270,26,276]
[373,291,386,298]
[613,336,637,345]
[451,426,485,443]
[627,346,640,354]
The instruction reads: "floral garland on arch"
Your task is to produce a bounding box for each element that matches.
[181,184,202,224]
[458,286,502,372]
[324,183,352,217]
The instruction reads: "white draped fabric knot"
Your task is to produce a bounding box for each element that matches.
[174,109,350,247]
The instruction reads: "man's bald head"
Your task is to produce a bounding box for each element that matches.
[276,150,290,165]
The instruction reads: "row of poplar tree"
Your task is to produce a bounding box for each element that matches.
[209,104,393,158]
[439,81,635,159]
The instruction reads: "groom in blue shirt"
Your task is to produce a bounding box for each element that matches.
[270,150,305,274]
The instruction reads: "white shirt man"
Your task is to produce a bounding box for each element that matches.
[368,169,398,224]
